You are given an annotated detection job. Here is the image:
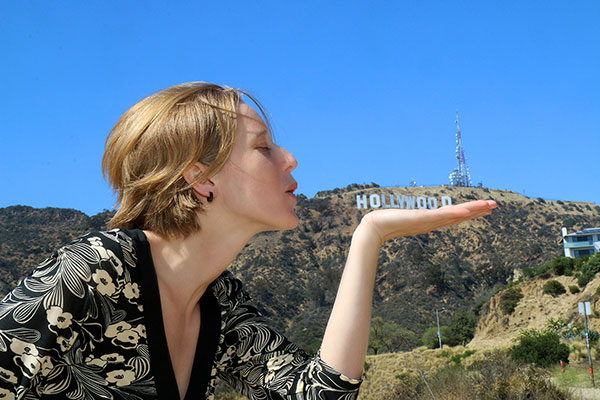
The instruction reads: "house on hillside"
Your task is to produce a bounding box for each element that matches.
[562,227,600,258]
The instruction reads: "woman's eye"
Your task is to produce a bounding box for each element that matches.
[258,146,271,152]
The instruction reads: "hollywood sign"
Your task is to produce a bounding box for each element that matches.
[356,193,452,210]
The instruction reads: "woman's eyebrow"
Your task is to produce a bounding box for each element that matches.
[250,129,270,139]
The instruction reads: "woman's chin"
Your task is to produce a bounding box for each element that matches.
[278,212,299,231]
[279,214,299,230]
[254,213,299,234]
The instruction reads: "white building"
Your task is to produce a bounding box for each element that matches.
[562,227,600,258]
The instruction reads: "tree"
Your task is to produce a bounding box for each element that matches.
[422,326,452,349]
[368,316,415,354]
[448,311,477,346]
[423,264,446,291]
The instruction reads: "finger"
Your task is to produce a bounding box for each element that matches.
[467,200,497,211]
[441,208,493,226]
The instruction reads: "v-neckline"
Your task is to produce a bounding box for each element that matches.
[127,229,221,400]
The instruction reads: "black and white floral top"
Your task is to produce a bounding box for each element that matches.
[0,229,361,399]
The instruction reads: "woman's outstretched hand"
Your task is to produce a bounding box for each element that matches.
[321,199,497,379]
[357,200,498,246]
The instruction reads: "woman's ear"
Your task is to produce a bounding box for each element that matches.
[183,162,214,202]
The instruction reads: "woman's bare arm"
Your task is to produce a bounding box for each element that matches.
[319,200,497,379]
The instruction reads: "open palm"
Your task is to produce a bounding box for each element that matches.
[360,200,497,245]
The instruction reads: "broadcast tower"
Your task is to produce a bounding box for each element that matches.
[449,109,473,187]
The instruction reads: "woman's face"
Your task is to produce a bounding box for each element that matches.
[212,103,299,232]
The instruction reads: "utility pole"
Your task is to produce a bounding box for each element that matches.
[579,301,595,388]
[436,308,445,349]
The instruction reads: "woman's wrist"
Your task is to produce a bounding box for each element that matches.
[352,216,385,251]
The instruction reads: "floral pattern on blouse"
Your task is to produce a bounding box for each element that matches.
[0,230,361,399]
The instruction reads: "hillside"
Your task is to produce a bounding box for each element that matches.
[358,269,600,400]
[1,185,599,353]
[471,267,600,349]
[229,185,600,350]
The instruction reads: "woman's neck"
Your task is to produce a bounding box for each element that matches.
[143,214,257,317]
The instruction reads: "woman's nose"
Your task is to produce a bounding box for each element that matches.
[281,147,298,172]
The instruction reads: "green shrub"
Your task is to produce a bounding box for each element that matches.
[578,271,594,288]
[472,300,487,316]
[551,256,574,276]
[578,253,600,288]
[449,349,476,365]
[499,287,523,315]
[568,285,580,294]
[447,310,477,346]
[523,262,553,280]
[368,316,415,354]
[422,326,452,349]
[574,256,588,271]
[546,317,567,333]
[509,329,570,367]
[543,280,566,297]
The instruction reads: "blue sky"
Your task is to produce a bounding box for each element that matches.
[1,1,598,216]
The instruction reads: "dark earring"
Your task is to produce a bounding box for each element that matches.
[207,192,214,203]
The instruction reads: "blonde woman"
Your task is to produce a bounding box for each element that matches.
[0,82,496,399]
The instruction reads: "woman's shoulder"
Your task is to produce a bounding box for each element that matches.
[210,270,251,310]
[55,229,131,258]
[68,228,138,252]
[32,229,143,283]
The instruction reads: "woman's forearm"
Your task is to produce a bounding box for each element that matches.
[318,201,497,379]
[319,222,381,379]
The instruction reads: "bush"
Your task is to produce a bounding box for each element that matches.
[574,256,588,271]
[422,326,452,349]
[543,280,566,297]
[578,253,600,288]
[368,316,416,354]
[509,329,570,367]
[577,271,594,288]
[568,285,580,294]
[387,350,573,399]
[523,262,553,280]
[499,287,523,315]
[472,300,487,317]
[546,317,567,333]
[447,311,477,346]
[449,349,476,366]
[551,256,574,276]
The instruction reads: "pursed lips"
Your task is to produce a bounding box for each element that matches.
[286,181,298,198]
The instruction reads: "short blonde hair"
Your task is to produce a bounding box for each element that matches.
[102,82,266,238]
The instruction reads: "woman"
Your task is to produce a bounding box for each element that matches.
[0,82,496,399]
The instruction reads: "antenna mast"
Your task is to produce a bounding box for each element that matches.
[449,108,473,187]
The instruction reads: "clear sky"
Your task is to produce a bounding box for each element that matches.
[1,1,598,216]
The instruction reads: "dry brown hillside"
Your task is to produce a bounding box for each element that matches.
[2,185,600,353]
[470,274,600,349]
[229,185,600,350]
